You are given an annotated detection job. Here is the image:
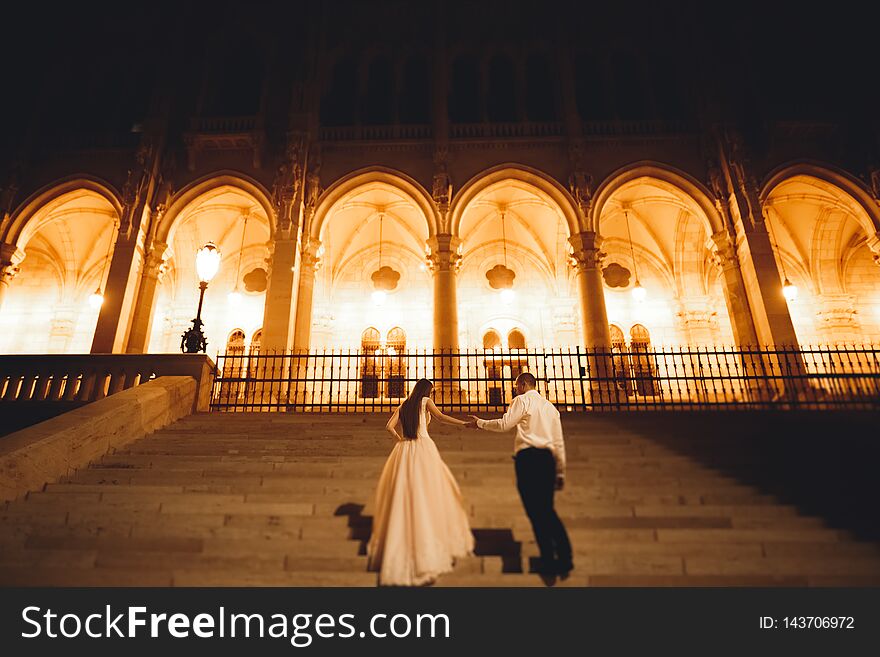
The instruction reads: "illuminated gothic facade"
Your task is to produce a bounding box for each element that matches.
[1,1,879,359]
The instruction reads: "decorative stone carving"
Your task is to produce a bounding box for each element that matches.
[272,135,306,233]
[568,170,593,218]
[432,147,452,211]
[568,231,605,272]
[426,235,461,273]
[709,231,739,272]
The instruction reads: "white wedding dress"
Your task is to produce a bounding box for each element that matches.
[367,397,475,586]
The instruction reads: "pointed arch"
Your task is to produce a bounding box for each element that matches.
[591,162,723,236]
[761,161,880,237]
[5,175,123,249]
[156,171,276,244]
[450,164,580,237]
[310,167,439,241]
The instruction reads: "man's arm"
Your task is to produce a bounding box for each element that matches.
[474,396,526,432]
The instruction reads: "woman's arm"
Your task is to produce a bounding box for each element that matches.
[425,398,467,426]
[385,405,404,440]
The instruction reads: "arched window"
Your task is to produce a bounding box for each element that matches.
[386,327,406,352]
[630,324,651,347]
[226,329,246,354]
[525,53,558,121]
[609,324,631,395]
[507,329,526,349]
[449,54,481,122]
[361,327,381,352]
[629,324,656,396]
[483,330,502,349]
[360,327,381,398]
[400,55,430,124]
[385,327,406,398]
[609,324,625,348]
[249,329,262,355]
[362,55,394,125]
[220,329,246,404]
[487,54,517,122]
[321,55,358,126]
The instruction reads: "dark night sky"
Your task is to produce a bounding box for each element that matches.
[2,1,878,157]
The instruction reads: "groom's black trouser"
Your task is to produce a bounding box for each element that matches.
[514,447,572,569]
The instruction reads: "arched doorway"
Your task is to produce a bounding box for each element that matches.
[453,169,581,349]
[309,175,434,351]
[0,187,120,354]
[219,328,246,403]
[594,173,735,348]
[763,173,880,345]
[147,184,271,356]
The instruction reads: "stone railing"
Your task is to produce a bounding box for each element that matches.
[450,121,565,139]
[188,115,259,134]
[0,354,216,414]
[318,124,433,141]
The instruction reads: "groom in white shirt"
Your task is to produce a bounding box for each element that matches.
[466,373,573,577]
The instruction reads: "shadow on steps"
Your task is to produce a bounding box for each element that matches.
[600,411,880,541]
[335,504,525,573]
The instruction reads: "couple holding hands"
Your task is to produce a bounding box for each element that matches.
[366,373,573,586]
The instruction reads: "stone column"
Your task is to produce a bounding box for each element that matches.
[291,240,321,352]
[0,242,21,313]
[124,242,168,354]
[90,233,144,353]
[568,231,611,348]
[427,234,461,403]
[709,231,760,346]
[568,231,618,406]
[261,236,299,352]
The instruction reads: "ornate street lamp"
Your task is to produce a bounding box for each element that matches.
[181,242,221,353]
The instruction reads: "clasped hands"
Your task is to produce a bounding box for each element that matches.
[462,415,481,429]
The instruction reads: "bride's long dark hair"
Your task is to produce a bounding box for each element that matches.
[398,378,433,439]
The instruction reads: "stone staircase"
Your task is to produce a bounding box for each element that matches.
[2,411,880,586]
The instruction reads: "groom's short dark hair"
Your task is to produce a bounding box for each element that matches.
[516,372,536,388]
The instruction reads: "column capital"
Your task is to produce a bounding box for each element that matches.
[708,230,740,272]
[568,231,604,272]
[300,238,322,272]
[0,242,23,285]
[426,234,461,272]
[866,232,880,266]
[143,241,169,281]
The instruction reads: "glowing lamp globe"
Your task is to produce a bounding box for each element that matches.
[500,288,515,304]
[782,278,798,302]
[371,290,387,306]
[227,290,243,307]
[631,280,647,303]
[88,288,104,309]
[196,242,221,283]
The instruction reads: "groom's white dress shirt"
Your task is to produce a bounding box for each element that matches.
[476,389,567,477]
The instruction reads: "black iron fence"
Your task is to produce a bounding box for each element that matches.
[208,345,880,412]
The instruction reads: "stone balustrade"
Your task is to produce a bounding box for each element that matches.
[0,354,216,414]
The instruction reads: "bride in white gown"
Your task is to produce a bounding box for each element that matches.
[367,378,475,586]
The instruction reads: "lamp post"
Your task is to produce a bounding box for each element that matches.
[181,242,221,353]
